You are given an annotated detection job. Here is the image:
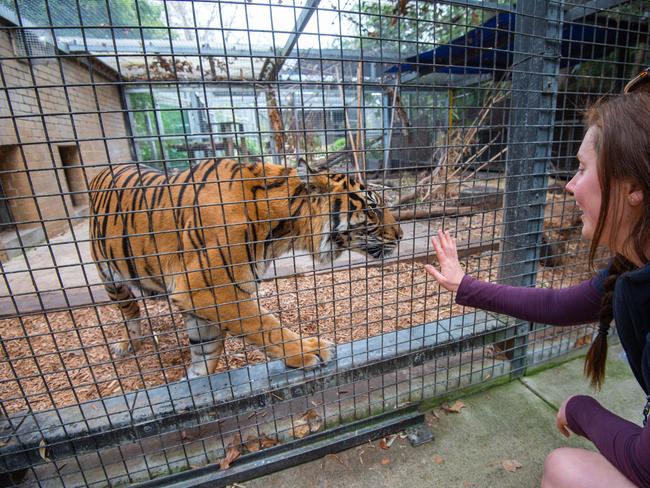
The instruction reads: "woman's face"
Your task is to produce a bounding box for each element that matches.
[566,126,603,242]
[566,126,643,257]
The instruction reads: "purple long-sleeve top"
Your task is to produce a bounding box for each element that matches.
[457,275,650,487]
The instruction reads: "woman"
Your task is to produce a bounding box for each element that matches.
[425,67,650,488]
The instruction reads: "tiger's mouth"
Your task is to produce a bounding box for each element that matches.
[355,239,398,259]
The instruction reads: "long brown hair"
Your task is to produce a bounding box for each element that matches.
[583,91,650,388]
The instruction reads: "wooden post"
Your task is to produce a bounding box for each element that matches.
[265,88,285,158]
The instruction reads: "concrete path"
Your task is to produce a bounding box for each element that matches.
[0,218,451,315]
[0,220,438,295]
[243,343,642,488]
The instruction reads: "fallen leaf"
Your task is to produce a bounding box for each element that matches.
[486,344,510,361]
[425,411,438,426]
[379,434,397,449]
[574,334,592,348]
[292,422,311,439]
[292,409,322,439]
[502,459,522,472]
[381,457,391,465]
[442,400,466,414]
[218,435,242,470]
[434,454,444,465]
[244,435,261,452]
[305,409,322,432]
[325,453,346,466]
[39,439,51,462]
[219,446,240,470]
[260,434,279,449]
[244,433,278,452]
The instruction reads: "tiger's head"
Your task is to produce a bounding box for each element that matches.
[298,162,403,263]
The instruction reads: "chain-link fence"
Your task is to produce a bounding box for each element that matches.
[0,0,648,485]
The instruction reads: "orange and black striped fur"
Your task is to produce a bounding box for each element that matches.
[89,159,402,377]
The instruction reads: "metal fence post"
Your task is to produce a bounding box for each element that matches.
[497,0,563,376]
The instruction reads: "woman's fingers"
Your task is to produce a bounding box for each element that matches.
[424,264,442,282]
[427,229,465,293]
[431,230,460,266]
[556,418,570,438]
[434,230,453,255]
[445,231,458,257]
[556,396,574,438]
[430,234,442,255]
[424,264,455,292]
[433,231,456,262]
[431,235,450,265]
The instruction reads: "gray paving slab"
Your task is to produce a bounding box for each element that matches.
[522,343,642,424]
[242,343,639,488]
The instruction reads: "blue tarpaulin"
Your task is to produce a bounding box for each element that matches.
[387,12,641,76]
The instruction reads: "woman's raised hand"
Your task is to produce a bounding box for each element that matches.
[424,229,465,293]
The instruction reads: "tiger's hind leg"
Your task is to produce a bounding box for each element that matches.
[98,264,143,357]
[183,314,224,378]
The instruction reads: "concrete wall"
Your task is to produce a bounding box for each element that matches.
[0,29,132,246]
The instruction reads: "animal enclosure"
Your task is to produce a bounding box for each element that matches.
[0,0,648,486]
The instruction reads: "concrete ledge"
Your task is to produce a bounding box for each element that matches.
[0,311,506,472]
[0,226,46,261]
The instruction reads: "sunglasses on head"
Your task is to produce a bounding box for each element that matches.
[624,66,650,94]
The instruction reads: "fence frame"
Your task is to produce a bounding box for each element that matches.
[1,0,648,484]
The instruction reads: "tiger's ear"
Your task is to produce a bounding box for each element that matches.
[298,158,331,193]
[297,157,314,173]
[303,174,332,194]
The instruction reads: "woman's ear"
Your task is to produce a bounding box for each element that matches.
[629,189,644,206]
[625,180,644,207]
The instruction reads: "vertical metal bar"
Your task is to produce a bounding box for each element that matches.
[382,77,399,172]
[497,0,563,375]
[257,0,321,82]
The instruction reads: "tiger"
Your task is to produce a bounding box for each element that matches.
[88,158,403,378]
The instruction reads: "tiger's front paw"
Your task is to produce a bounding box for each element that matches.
[110,339,141,358]
[185,364,208,379]
[284,337,334,369]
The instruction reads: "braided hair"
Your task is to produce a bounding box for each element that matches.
[584,254,633,389]
[582,91,650,389]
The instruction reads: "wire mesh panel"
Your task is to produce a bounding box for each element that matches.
[0,0,649,485]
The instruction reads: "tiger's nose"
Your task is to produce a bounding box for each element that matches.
[397,225,404,240]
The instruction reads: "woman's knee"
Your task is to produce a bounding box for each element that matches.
[542,448,575,488]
